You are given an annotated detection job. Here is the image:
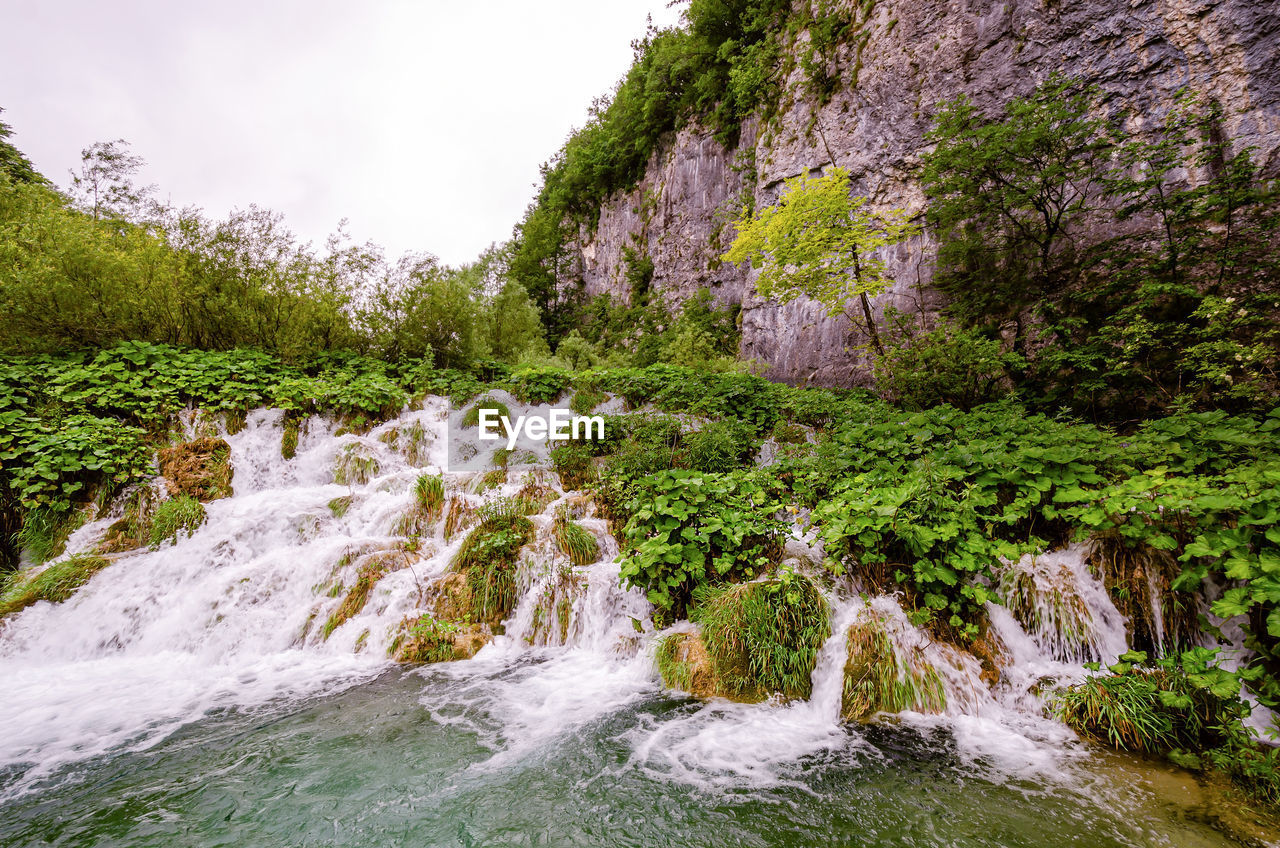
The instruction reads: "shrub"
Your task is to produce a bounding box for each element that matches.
[507,366,571,404]
[570,387,606,415]
[874,317,1021,411]
[685,418,758,472]
[551,443,596,491]
[618,469,785,621]
[460,396,511,431]
[692,570,830,701]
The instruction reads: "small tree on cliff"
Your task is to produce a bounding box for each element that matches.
[721,166,918,356]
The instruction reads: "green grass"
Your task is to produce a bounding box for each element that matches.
[14,506,82,565]
[328,495,354,518]
[148,495,207,548]
[0,553,112,617]
[450,500,534,625]
[414,473,445,518]
[552,506,599,566]
[570,388,606,415]
[692,571,830,701]
[842,614,946,721]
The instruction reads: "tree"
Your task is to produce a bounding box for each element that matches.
[70,139,155,222]
[357,254,488,367]
[0,109,46,185]
[921,75,1110,345]
[722,165,918,356]
[487,280,546,362]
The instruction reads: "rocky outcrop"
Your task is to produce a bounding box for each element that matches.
[569,0,1280,386]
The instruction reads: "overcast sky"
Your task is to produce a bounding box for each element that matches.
[0,0,684,266]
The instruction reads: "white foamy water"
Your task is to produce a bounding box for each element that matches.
[0,397,1263,809]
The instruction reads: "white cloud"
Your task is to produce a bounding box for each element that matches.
[0,0,684,264]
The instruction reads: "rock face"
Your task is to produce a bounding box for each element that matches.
[567,0,1280,386]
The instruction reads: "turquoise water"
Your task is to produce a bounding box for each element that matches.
[0,661,1252,848]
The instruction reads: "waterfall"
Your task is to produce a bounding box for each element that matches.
[0,397,1211,802]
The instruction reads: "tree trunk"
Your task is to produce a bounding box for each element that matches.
[859,291,885,357]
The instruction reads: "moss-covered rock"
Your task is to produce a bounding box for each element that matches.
[158,437,234,501]
[842,613,946,722]
[655,631,723,699]
[389,615,492,663]
[322,550,411,638]
[97,485,160,554]
[428,572,475,623]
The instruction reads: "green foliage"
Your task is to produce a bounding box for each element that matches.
[390,615,459,663]
[1055,648,1280,807]
[356,254,489,367]
[507,366,572,404]
[0,111,46,186]
[551,443,597,491]
[148,495,206,548]
[693,569,831,700]
[723,166,919,355]
[921,78,1278,419]
[569,387,606,415]
[13,506,81,565]
[555,331,601,371]
[0,553,111,617]
[618,469,785,621]
[922,75,1108,332]
[486,279,547,363]
[655,633,698,693]
[875,315,1023,410]
[684,418,759,472]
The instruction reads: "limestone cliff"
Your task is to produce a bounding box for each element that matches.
[567,0,1280,386]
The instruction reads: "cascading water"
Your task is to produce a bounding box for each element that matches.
[0,399,1268,847]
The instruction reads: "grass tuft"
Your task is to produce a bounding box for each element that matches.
[693,571,830,701]
[842,613,946,721]
[552,506,599,565]
[0,554,112,617]
[450,500,534,625]
[149,495,207,548]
